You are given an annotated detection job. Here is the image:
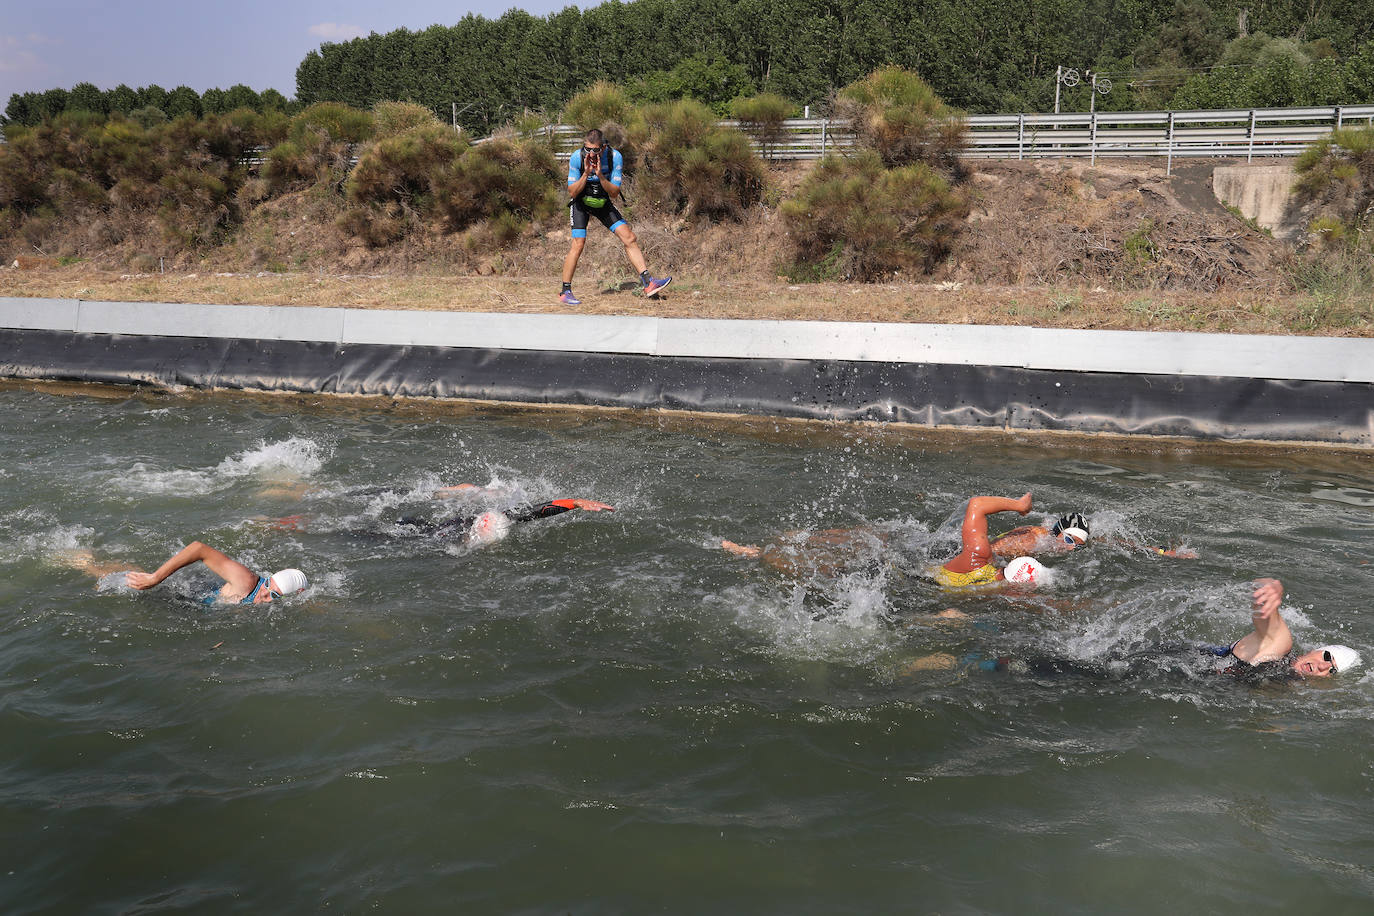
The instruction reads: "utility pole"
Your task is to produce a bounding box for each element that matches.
[1054,66,1080,114]
[1085,70,1113,114]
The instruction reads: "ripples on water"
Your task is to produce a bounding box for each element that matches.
[2,384,1371,912]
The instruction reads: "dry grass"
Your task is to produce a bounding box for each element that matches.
[2,264,1368,336]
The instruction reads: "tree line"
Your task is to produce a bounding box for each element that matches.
[4,83,294,129]
[291,0,1374,131]
[6,0,1374,131]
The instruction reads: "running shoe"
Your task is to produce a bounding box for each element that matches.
[558,290,582,306]
[642,276,672,297]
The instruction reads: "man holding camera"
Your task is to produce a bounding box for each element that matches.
[559,128,670,306]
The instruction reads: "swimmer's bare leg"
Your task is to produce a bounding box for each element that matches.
[720,539,762,558]
[950,492,1032,570]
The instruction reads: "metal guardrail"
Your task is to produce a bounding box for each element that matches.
[530,104,1374,172]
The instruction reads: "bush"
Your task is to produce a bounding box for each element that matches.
[373,101,444,140]
[1293,125,1374,246]
[730,93,796,158]
[347,125,468,209]
[433,136,559,230]
[628,99,764,220]
[562,82,632,134]
[781,149,968,281]
[265,103,375,193]
[157,167,232,245]
[835,66,967,176]
[288,102,374,144]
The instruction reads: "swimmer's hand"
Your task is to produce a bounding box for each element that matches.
[125,571,162,590]
[1016,491,1032,515]
[1160,546,1199,559]
[1251,577,1284,619]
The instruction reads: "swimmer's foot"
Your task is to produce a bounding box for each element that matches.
[720,539,761,558]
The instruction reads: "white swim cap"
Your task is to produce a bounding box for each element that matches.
[1004,556,1046,584]
[270,568,309,596]
[1318,645,1362,674]
[467,510,512,546]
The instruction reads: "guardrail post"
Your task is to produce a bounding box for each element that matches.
[1166,111,1174,175]
[1090,111,1097,164]
[1017,113,1024,160]
[1335,105,1343,130]
[821,119,828,155]
[1247,110,1256,162]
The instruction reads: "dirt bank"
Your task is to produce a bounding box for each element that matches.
[3,158,1370,336]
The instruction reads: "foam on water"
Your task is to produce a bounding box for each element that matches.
[112,437,328,497]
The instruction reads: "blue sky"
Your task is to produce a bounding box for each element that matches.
[1,0,581,105]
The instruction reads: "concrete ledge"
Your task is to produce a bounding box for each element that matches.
[1,298,1371,446]
[4,297,1371,383]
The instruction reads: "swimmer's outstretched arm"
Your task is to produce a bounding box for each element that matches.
[1102,536,1198,559]
[126,541,258,595]
[1229,577,1294,664]
[434,483,485,498]
[506,498,615,522]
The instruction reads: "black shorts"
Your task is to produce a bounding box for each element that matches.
[569,197,626,238]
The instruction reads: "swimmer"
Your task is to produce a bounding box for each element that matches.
[59,540,308,605]
[928,492,1044,587]
[915,577,1361,682]
[396,485,614,546]
[985,512,1091,558]
[722,492,1047,587]
[1205,577,1360,679]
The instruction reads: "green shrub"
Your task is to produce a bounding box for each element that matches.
[1293,125,1374,251]
[288,102,374,144]
[433,136,559,230]
[835,66,967,176]
[1123,219,1159,266]
[628,99,764,220]
[730,93,796,158]
[263,104,375,193]
[562,82,632,134]
[372,101,444,140]
[47,167,107,211]
[157,166,232,244]
[781,149,968,281]
[336,200,408,247]
[347,126,468,209]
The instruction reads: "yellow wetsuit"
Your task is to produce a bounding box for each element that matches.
[929,562,1001,588]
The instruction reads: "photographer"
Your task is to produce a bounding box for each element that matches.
[559,128,670,306]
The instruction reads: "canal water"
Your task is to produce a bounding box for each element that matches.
[2,382,1371,912]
